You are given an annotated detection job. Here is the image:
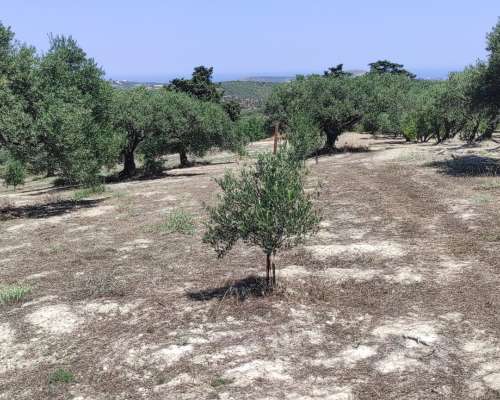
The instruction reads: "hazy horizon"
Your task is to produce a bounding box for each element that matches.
[107,67,460,83]
[2,1,498,82]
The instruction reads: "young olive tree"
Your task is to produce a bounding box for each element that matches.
[2,157,25,190]
[204,150,320,286]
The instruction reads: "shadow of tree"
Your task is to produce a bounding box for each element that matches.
[0,198,104,221]
[105,170,206,184]
[186,275,271,302]
[427,156,500,177]
[315,145,371,158]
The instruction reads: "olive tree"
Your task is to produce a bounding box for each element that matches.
[35,35,120,185]
[0,22,38,161]
[112,87,158,177]
[157,91,234,167]
[204,149,320,286]
[2,157,25,190]
[266,75,364,150]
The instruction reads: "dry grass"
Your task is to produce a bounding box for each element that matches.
[0,134,499,399]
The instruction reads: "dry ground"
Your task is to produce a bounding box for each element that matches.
[1,133,499,399]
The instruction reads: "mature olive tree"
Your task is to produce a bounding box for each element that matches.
[0,22,38,161]
[35,35,120,185]
[160,92,234,166]
[112,87,159,177]
[358,72,418,136]
[204,149,320,286]
[266,75,364,150]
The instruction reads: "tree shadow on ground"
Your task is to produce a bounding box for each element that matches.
[22,185,76,197]
[427,155,500,177]
[314,145,371,158]
[0,198,104,221]
[186,275,272,302]
[105,170,205,184]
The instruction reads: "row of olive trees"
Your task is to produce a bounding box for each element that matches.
[265,20,500,149]
[0,23,257,188]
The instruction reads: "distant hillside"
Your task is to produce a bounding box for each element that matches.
[221,81,279,109]
[110,80,165,89]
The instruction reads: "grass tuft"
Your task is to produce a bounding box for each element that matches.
[0,284,31,305]
[73,185,106,201]
[48,368,74,384]
[210,377,234,388]
[158,210,195,235]
[471,194,494,205]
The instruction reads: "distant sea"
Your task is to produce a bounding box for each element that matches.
[109,68,456,84]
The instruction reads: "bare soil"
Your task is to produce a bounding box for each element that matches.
[1,133,499,399]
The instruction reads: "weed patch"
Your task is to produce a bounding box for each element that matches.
[158,209,195,235]
[0,284,31,305]
[48,368,74,384]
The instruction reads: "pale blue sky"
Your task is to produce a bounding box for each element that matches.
[2,1,498,81]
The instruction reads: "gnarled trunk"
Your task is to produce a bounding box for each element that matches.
[179,149,189,167]
[121,150,136,178]
[324,128,340,151]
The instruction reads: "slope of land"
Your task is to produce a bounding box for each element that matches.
[221,80,278,109]
[0,134,499,399]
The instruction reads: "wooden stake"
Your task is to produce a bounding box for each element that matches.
[273,122,279,155]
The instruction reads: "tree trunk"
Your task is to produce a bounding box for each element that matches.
[272,256,276,286]
[179,149,189,167]
[324,128,340,152]
[266,253,271,287]
[121,150,136,178]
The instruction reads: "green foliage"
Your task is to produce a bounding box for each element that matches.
[324,64,352,78]
[368,60,416,79]
[266,75,364,149]
[160,210,195,235]
[222,99,242,121]
[0,284,31,305]
[234,113,268,143]
[112,87,159,176]
[204,149,320,284]
[33,35,120,184]
[3,157,25,189]
[287,112,323,161]
[48,369,75,384]
[168,65,222,103]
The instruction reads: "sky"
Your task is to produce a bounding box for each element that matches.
[2,1,499,81]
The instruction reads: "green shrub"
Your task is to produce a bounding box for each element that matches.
[0,284,31,305]
[235,114,268,142]
[160,210,195,235]
[48,368,74,384]
[3,158,25,190]
[287,112,323,161]
[204,149,320,286]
